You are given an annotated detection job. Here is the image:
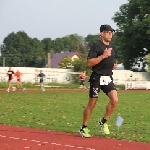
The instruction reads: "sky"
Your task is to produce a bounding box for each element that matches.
[0,0,128,44]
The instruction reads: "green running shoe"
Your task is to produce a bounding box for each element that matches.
[98,120,110,135]
[79,127,91,138]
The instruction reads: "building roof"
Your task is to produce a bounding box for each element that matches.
[51,52,80,68]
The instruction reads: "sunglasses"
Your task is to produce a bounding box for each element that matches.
[103,31,114,34]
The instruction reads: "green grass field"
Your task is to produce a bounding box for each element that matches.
[0,91,149,143]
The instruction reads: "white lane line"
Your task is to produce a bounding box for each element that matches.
[0,134,96,150]
[51,143,61,145]
[14,137,19,139]
[65,145,75,147]
[9,137,15,139]
[34,140,40,142]
[43,142,48,144]
[0,135,6,137]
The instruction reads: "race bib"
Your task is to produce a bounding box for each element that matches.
[100,76,112,85]
[8,72,12,75]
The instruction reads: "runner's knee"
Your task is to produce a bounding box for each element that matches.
[111,97,118,106]
[87,98,97,109]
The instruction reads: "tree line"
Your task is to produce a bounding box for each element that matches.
[0,0,150,73]
[112,0,150,71]
[0,32,90,68]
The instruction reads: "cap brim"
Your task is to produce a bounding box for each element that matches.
[99,29,115,32]
[109,28,115,32]
[112,29,115,32]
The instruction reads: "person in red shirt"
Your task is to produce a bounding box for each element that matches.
[14,70,25,92]
[79,71,86,90]
[6,67,14,92]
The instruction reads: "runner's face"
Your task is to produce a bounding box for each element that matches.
[101,31,113,42]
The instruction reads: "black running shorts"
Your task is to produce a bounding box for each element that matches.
[40,79,44,83]
[89,80,116,98]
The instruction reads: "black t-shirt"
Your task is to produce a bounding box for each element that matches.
[87,40,115,76]
[7,71,14,79]
[38,73,45,80]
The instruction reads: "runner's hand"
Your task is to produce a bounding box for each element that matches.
[102,48,112,58]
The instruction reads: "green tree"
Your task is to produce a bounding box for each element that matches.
[58,56,72,68]
[111,33,124,63]
[72,43,87,58]
[1,31,32,67]
[85,34,99,50]
[51,34,88,62]
[61,36,74,51]
[53,38,65,53]
[71,58,91,84]
[41,38,54,54]
[29,38,45,67]
[68,34,84,44]
[1,31,46,67]
[72,59,91,76]
[112,0,150,70]
[53,34,84,53]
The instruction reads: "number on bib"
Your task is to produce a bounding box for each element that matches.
[100,76,112,85]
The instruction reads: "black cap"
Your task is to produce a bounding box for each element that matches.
[100,24,115,32]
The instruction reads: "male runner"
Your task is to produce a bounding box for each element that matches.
[37,70,46,92]
[6,67,14,92]
[79,24,118,137]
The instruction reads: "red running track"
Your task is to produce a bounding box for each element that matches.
[0,124,150,150]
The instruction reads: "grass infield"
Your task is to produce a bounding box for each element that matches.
[0,91,149,142]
